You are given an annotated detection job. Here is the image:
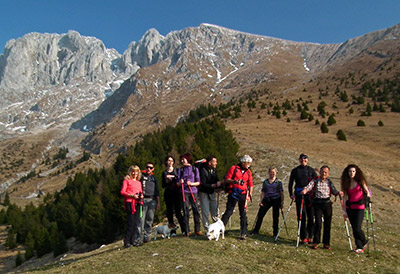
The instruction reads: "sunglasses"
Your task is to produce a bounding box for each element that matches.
[146,166,154,169]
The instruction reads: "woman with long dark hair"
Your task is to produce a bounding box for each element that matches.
[161,155,186,234]
[340,164,371,253]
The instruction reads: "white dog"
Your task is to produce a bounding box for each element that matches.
[207,218,225,241]
[154,224,178,240]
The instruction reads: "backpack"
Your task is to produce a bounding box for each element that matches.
[224,166,250,194]
[262,179,282,193]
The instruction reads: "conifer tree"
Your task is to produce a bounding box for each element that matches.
[15,251,23,267]
[25,232,35,260]
[6,229,17,249]
[320,122,329,133]
[327,114,336,126]
[357,119,366,126]
[336,130,347,141]
[50,222,68,257]
[35,226,52,257]
[3,192,10,206]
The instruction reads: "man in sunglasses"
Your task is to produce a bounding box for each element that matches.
[288,154,317,244]
[141,162,160,243]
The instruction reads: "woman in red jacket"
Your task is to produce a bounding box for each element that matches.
[121,165,144,248]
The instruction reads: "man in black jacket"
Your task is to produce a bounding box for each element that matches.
[141,162,160,243]
[198,155,222,231]
[288,154,317,244]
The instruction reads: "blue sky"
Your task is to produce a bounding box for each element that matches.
[1,0,399,54]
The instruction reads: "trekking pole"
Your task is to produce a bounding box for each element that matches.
[181,181,186,202]
[368,200,377,259]
[251,209,260,232]
[339,195,353,251]
[296,196,304,248]
[275,199,293,241]
[365,200,370,256]
[136,192,143,219]
[244,186,251,212]
[217,190,220,217]
[186,180,196,203]
[281,208,289,236]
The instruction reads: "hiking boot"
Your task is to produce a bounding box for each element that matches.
[249,230,259,236]
[323,244,331,250]
[354,249,364,254]
[307,238,312,244]
[195,231,203,236]
[311,244,318,250]
[133,240,143,247]
[240,234,247,240]
[188,232,194,236]
[301,239,308,244]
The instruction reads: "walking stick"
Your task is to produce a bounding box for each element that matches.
[281,208,289,236]
[365,200,370,255]
[339,195,353,251]
[216,190,221,217]
[251,209,260,232]
[187,180,196,203]
[275,199,293,242]
[181,181,186,202]
[137,192,143,219]
[296,195,304,248]
[367,200,377,258]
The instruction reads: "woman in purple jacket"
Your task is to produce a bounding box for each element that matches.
[177,153,202,236]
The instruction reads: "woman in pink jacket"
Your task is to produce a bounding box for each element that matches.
[340,164,371,254]
[121,165,144,248]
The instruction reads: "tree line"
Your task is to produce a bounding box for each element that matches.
[0,114,239,262]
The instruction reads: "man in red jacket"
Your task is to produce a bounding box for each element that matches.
[221,155,254,240]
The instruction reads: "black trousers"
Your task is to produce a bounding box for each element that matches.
[253,197,281,236]
[313,201,332,245]
[347,208,368,249]
[221,193,248,235]
[182,192,200,233]
[164,188,185,233]
[296,195,314,240]
[124,202,141,245]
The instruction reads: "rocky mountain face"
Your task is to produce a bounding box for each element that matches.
[1,23,399,192]
[0,30,131,137]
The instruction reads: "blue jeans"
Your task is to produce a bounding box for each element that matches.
[141,198,157,239]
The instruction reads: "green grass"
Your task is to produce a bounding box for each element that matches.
[23,194,399,274]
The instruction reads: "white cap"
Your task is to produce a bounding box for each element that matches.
[240,155,253,163]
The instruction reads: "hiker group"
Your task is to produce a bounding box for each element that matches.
[120,153,375,255]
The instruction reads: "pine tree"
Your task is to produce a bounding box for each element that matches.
[320,122,329,133]
[6,229,17,249]
[357,119,366,126]
[3,192,10,206]
[327,114,336,126]
[35,226,52,257]
[336,130,347,141]
[25,232,35,260]
[15,251,23,267]
[50,222,68,257]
